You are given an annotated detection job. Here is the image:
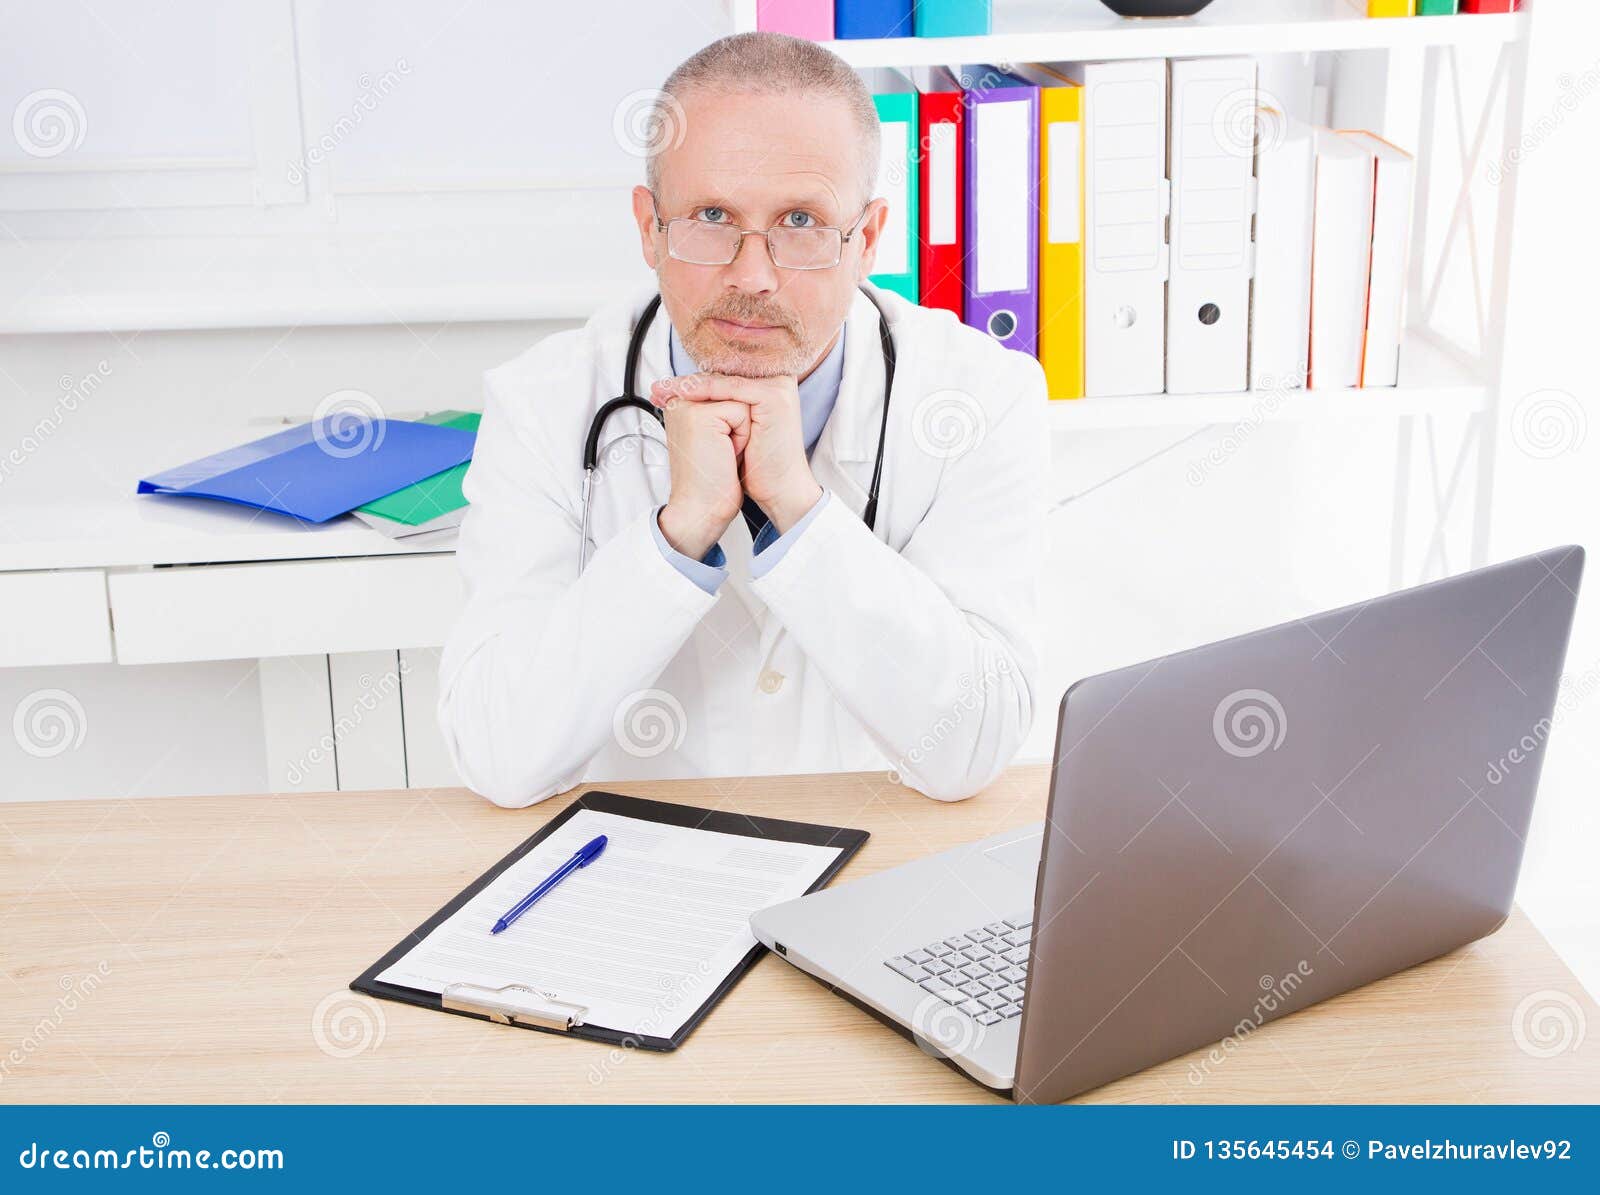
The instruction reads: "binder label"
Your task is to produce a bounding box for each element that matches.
[876,120,911,276]
[975,99,1030,294]
[929,122,957,246]
[1046,122,1081,246]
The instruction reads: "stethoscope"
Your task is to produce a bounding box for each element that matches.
[579,286,897,571]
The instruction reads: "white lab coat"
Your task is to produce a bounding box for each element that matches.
[438,284,1048,807]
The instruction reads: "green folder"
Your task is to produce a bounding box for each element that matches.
[869,87,919,303]
[1418,0,1458,13]
[355,409,479,531]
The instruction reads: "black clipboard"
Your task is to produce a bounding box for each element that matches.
[352,789,869,1051]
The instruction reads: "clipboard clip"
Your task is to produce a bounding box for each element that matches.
[441,982,588,1031]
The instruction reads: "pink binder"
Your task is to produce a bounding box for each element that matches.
[757,0,833,39]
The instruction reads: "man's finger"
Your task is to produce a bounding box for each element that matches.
[651,373,792,408]
[668,397,751,456]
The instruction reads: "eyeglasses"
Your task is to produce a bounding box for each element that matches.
[653,199,870,271]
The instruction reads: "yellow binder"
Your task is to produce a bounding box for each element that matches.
[1368,1,1416,15]
[1036,77,1084,400]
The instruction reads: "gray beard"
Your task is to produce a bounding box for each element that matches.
[678,324,816,378]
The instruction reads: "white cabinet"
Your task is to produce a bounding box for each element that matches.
[0,570,111,667]
[106,554,462,665]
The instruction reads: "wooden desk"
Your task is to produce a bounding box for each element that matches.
[2,767,1595,1103]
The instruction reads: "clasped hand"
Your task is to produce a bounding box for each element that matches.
[650,373,823,560]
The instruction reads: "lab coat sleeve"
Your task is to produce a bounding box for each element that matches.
[748,356,1048,802]
[437,371,718,808]
[649,508,730,594]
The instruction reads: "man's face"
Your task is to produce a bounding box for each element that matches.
[632,88,886,379]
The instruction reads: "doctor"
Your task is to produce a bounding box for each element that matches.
[438,32,1047,808]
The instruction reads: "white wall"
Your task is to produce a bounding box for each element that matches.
[1482,0,1600,995]
[0,0,1593,1001]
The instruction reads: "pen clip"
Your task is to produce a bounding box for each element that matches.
[441,982,588,1032]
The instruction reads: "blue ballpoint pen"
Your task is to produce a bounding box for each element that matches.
[490,834,608,934]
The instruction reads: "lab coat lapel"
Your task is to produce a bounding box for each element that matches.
[810,289,887,520]
[725,290,888,655]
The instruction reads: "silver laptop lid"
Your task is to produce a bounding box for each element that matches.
[1015,546,1584,1103]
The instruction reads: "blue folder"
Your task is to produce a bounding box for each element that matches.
[137,417,477,524]
[835,0,914,39]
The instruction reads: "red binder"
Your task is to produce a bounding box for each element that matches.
[1461,0,1519,11]
[918,76,965,316]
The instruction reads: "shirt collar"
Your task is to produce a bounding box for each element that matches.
[668,323,846,456]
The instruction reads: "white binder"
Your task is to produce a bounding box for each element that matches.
[1064,59,1170,397]
[1249,123,1314,391]
[1166,56,1257,395]
[1343,131,1415,388]
[1248,60,1316,392]
[1308,129,1375,391]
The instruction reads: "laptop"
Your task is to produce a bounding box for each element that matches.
[751,546,1585,1102]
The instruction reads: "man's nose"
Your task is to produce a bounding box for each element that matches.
[722,230,780,295]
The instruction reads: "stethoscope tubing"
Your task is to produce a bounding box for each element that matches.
[579,288,893,573]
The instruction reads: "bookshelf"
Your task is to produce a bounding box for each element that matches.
[1046,334,1487,430]
[806,0,1527,67]
[731,0,1533,576]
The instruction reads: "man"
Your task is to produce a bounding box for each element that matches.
[438,32,1047,807]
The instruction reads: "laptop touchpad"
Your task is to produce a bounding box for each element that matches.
[982,830,1043,876]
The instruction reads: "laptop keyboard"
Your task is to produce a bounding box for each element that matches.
[884,914,1032,1027]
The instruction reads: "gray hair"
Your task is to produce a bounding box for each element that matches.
[646,32,880,209]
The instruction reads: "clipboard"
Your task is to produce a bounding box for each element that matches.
[351,789,869,1051]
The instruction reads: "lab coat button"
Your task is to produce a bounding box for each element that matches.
[758,670,784,694]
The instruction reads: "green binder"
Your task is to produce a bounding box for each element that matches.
[354,409,479,534]
[869,85,919,303]
[1418,0,1458,13]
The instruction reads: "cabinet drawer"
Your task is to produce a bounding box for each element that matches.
[109,554,463,664]
[0,570,111,667]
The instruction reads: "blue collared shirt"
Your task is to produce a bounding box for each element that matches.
[649,326,843,594]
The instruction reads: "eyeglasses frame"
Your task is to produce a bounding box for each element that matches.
[648,194,875,271]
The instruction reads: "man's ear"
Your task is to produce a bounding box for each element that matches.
[852,197,890,283]
[632,186,660,271]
